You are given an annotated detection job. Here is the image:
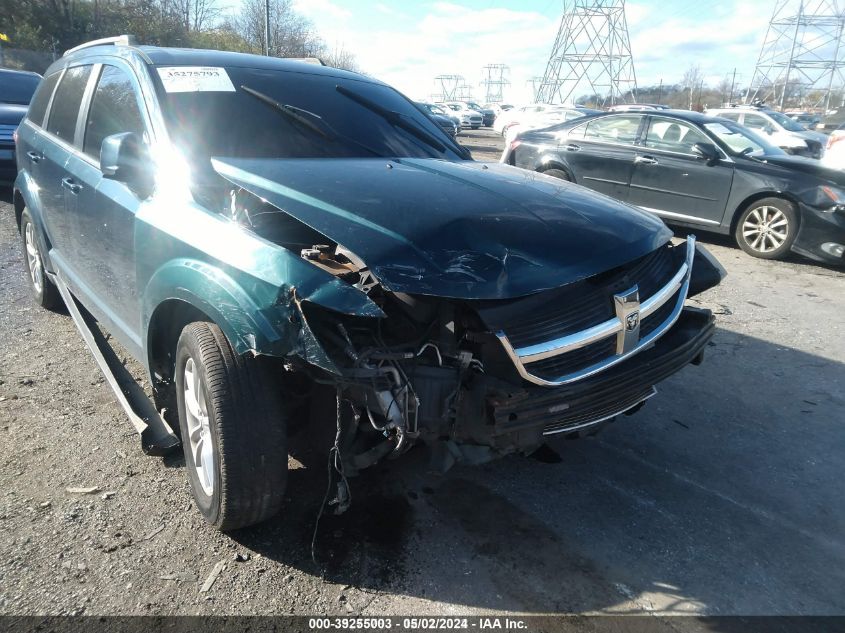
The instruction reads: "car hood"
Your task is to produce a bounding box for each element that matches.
[754,153,845,185]
[212,157,672,300]
[0,103,27,125]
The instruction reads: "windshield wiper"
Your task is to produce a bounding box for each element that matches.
[335,84,447,153]
[240,85,383,157]
[241,85,332,139]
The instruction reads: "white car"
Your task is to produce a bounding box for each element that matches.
[496,104,587,138]
[705,106,827,158]
[822,126,845,170]
[440,102,483,129]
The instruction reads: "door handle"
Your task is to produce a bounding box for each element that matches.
[26,151,42,163]
[634,155,658,165]
[564,144,581,152]
[61,177,82,194]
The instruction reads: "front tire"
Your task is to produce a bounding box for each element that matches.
[19,208,63,310]
[734,197,797,260]
[175,322,288,530]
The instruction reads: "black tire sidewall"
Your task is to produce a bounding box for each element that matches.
[543,168,572,182]
[734,197,798,260]
[174,331,222,522]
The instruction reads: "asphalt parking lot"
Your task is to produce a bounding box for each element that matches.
[1,128,844,616]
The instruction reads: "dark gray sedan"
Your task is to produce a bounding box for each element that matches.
[501,110,845,264]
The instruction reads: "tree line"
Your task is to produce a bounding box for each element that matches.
[0,0,358,73]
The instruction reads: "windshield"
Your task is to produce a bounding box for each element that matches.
[704,120,785,157]
[425,103,446,115]
[766,110,807,132]
[155,66,465,177]
[467,102,483,111]
[0,72,41,105]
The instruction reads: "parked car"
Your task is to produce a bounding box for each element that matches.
[485,103,513,118]
[416,102,458,138]
[706,105,827,158]
[502,106,589,143]
[821,124,845,170]
[493,103,585,135]
[789,111,821,130]
[502,110,845,263]
[0,69,42,183]
[440,101,483,129]
[15,37,722,531]
[464,101,496,126]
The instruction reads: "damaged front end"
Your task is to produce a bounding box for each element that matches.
[217,158,723,481]
[283,234,721,476]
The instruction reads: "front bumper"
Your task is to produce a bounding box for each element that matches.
[484,306,715,440]
[793,203,845,264]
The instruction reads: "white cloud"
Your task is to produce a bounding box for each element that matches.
[295,1,772,104]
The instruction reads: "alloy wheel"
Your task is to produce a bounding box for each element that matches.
[183,357,215,496]
[24,222,43,294]
[741,205,789,254]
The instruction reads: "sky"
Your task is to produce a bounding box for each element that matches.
[278,0,775,104]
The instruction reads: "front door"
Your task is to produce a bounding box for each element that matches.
[71,62,152,341]
[628,116,734,226]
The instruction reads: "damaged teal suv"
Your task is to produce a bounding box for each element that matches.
[14,36,723,530]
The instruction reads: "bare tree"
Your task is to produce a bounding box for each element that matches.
[681,65,704,110]
[236,0,323,57]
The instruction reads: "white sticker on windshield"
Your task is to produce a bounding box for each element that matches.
[157,67,235,93]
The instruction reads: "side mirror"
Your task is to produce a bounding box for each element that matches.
[692,142,720,165]
[100,132,153,196]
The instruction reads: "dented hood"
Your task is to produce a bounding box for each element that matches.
[212,157,672,300]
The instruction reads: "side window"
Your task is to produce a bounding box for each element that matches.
[643,118,710,154]
[717,112,740,122]
[742,113,769,131]
[26,72,61,127]
[83,65,146,160]
[583,115,642,145]
[46,65,93,143]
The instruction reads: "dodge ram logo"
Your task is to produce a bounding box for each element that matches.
[614,285,641,355]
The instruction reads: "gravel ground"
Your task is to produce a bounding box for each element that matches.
[1,129,844,616]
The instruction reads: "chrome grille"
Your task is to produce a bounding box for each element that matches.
[495,244,677,349]
[494,237,696,387]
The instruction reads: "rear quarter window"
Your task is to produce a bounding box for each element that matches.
[26,72,60,127]
[46,65,94,144]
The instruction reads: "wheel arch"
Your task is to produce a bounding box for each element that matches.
[142,259,293,387]
[536,157,574,181]
[729,190,801,236]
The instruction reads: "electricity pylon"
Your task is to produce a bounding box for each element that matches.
[537,0,637,106]
[480,64,510,103]
[434,75,463,101]
[746,0,845,110]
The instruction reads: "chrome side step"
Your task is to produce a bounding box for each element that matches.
[52,273,180,456]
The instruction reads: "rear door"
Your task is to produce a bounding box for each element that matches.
[558,114,645,201]
[628,116,734,226]
[39,64,94,264]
